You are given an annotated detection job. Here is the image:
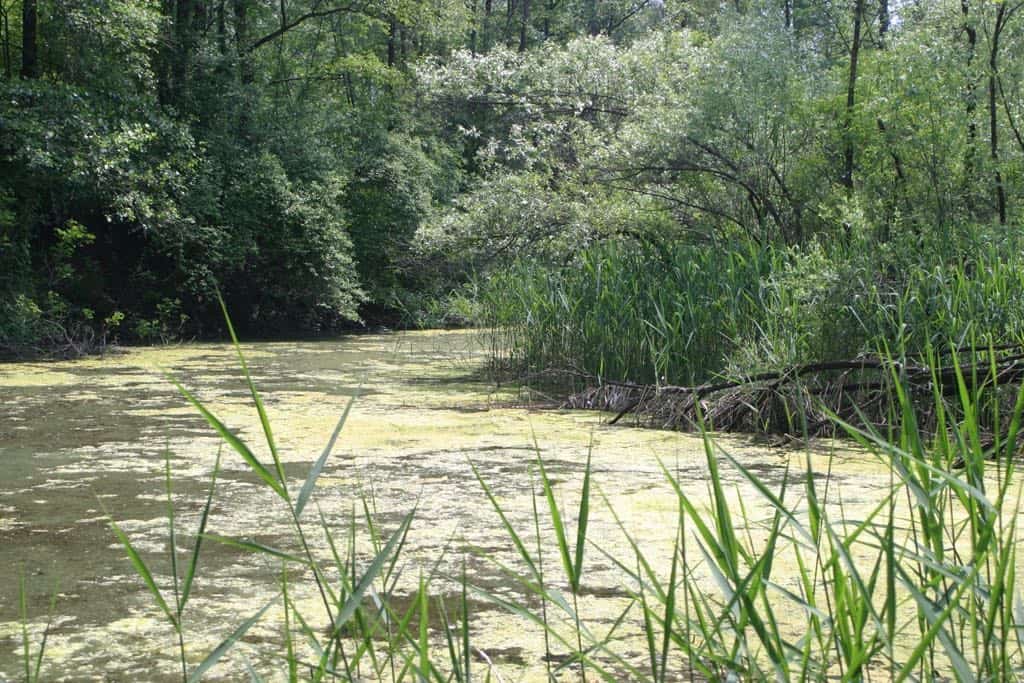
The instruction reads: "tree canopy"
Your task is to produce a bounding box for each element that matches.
[2,0,1023,352]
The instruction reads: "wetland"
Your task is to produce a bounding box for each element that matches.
[1,330,1021,681]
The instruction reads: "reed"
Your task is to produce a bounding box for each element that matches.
[477,240,1024,391]
[479,242,773,387]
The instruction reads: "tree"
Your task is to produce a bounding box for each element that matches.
[0,0,15,79]
[841,0,864,193]
[20,0,34,78]
[986,1,1023,225]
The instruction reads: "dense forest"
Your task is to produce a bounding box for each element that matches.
[2,0,1024,381]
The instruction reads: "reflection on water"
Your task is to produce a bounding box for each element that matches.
[0,331,969,680]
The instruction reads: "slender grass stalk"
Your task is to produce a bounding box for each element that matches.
[19,573,58,683]
[530,473,554,681]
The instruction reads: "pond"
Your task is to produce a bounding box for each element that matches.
[0,330,969,680]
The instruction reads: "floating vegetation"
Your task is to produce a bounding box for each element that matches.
[5,318,1024,680]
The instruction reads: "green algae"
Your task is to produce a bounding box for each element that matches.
[1,330,1020,680]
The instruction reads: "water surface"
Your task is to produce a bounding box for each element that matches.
[0,331,976,680]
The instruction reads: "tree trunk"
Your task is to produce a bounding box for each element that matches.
[962,0,978,212]
[156,0,175,104]
[174,0,195,99]
[234,0,253,85]
[587,0,600,36]
[470,0,478,54]
[21,0,38,79]
[519,0,529,51]
[876,117,907,240]
[506,0,516,46]
[193,1,207,85]
[878,0,889,44]
[1,1,12,80]
[841,0,863,191]
[217,0,227,55]
[989,3,1008,224]
[483,0,492,50]
[388,15,397,66]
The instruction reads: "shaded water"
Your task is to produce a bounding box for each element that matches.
[0,331,968,680]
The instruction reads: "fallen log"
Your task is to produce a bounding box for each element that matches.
[563,346,1024,439]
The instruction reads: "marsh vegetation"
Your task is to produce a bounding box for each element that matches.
[2,327,1024,680]
[4,0,1024,679]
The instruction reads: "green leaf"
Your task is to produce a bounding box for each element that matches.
[572,446,592,591]
[181,450,220,615]
[469,458,540,582]
[167,375,288,500]
[187,596,278,683]
[325,510,415,643]
[107,515,176,627]
[894,563,977,683]
[201,534,311,566]
[31,576,60,683]
[535,452,576,592]
[217,294,289,500]
[296,394,356,519]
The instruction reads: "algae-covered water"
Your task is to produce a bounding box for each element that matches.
[0,331,987,680]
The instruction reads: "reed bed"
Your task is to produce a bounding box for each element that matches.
[478,240,1024,391]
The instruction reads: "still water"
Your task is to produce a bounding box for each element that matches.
[0,331,913,680]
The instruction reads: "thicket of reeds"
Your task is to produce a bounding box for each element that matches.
[477,237,1024,391]
[473,233,1024,443]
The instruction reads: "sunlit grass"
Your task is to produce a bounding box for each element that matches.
[477,241,1024,390]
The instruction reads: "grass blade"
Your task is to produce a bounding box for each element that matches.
[535,452,577,591]
[469,458,540,581]
[181,450,221,614]
[572,446,593,591]
[187,595,278,682]
[327,510,415,640]
[217,294,288,497]
[201,534,312,566]
[29,576,60,683]
[296,394,356,519]
[107,514,175,627]
[167,376,288,500]
[20,574,30,683]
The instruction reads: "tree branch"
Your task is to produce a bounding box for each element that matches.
[250,1,371,51]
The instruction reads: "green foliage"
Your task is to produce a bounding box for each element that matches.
[480,231,1024,387]
[3,0,1024,357]
[0,0,470,351]
[480,240,772,385]
[134,298,188,344]
[344,134,440,306]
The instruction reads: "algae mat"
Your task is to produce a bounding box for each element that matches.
[0,331,925,680]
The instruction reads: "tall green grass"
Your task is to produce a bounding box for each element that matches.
[479,242,774,386]
[465,361,1024,680]
[78,307,1024,680]
[478,239,1024,388]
